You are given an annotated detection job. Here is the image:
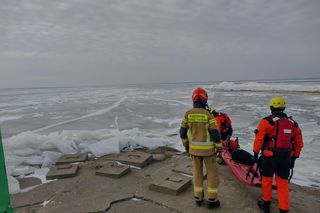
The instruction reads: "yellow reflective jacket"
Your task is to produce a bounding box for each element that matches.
[181,108,221,156]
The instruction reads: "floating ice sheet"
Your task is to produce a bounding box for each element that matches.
[205,81,320,93]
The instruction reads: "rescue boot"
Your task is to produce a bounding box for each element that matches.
[195,191,204,207]
[257,199,271,213]
[279,209,288,213]
[207,199,220,209]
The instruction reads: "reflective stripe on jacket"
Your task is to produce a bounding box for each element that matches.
[181,108,221,156]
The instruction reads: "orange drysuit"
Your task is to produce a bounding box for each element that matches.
[213,112,233,141]
[253,112,303,211]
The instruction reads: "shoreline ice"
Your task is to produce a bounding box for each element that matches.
[4,128,182,194]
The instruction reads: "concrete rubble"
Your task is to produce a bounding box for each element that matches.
[149,172,192,195]
[112,151,153,168]
[55,153,88,165]
[95,161,131,178]
[46,164,79,180]
[17,177,42,190]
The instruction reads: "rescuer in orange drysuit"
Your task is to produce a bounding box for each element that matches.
[209,105,233,141]
[253,96,304,213]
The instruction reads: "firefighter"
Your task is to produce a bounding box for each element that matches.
[253,96,304,213]
[209,105,233,141]
[180,87,222,209]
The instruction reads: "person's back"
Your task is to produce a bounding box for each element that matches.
[183,107,218,156]
[252,96,304,213]
[180,88,222,209]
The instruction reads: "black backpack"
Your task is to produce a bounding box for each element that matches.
[231,149,253,165]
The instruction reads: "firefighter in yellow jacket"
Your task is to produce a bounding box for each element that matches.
[180,87,222,209]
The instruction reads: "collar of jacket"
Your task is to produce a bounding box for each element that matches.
[271,111,287,118]
[193,100,207,109]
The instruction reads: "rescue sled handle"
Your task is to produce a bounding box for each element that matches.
[246,161,259,183]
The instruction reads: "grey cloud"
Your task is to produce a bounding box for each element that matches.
[0,0,319,88]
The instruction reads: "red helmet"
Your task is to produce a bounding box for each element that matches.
[192,87,208,101]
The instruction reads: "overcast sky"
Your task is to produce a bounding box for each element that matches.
[0,0,319,88]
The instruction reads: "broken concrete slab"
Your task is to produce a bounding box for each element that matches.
[17,177,42,190]
[172,161,193,175]
[55,153,88,165]
[149,173,192,195]
[152,154,166,161]
[163,151,178,157]
[114,151,153,168]
[46,164,79,180]
[95,161,130,178]
[107,198,178,213]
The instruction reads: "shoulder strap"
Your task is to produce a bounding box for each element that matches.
[287,116,298,127]
[274,118,279,143]
[264,115,275,126]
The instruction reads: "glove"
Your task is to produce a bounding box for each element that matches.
[252,152,259,163]
[290,156,297,169]
[185,145,189,153]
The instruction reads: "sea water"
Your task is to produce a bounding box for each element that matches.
[1,80,319,193]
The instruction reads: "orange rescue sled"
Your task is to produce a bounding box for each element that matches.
[221,139,277,189]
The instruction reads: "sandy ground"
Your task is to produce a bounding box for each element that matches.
[11,148,320,213]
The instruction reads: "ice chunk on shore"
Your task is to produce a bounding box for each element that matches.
[8,175,20,194]
[52,138,78,154]
[42,151,63,167]
[88,137,120,157]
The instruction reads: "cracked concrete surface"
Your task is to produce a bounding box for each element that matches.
[107,196,180,213]
[11,151,320,213]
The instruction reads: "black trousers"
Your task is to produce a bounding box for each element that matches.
[259,152,291,179]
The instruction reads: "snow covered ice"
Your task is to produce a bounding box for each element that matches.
[0,80,320,193]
